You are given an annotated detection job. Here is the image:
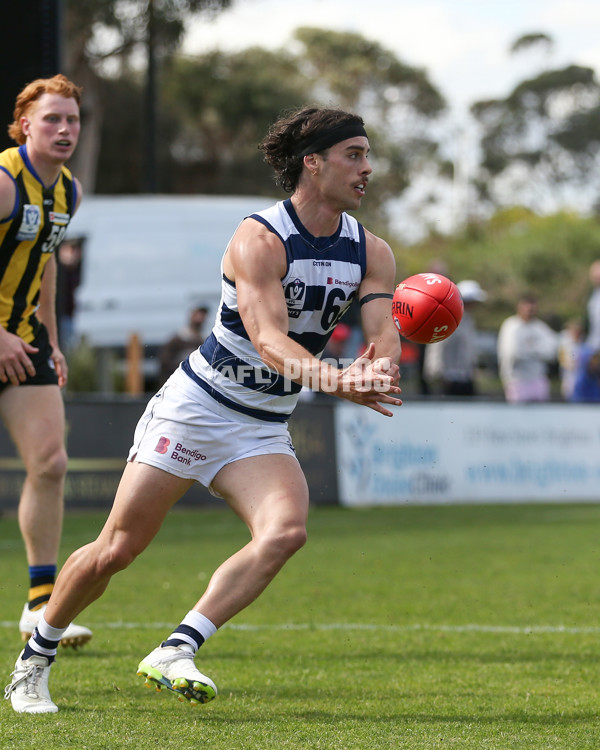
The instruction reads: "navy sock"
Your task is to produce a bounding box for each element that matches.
[28,565,56,610]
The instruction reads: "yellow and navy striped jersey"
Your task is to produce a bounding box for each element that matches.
[0,145,77,342]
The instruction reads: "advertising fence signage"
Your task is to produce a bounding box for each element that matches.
[335,402,600,506]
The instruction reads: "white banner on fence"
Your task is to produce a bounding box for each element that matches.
[334,402,600,505]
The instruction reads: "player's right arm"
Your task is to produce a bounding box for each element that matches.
[0,170,38,384]
[0,168,17,221]
[224,219,402,416]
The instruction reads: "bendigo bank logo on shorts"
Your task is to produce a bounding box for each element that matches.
[154,436,170,454]
[154,437,207,465]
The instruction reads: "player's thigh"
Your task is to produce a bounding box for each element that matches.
[96,460,195,556]
[212,453,309,535]
[0,384,65,463]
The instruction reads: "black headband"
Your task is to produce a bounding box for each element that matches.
[296,121,368,158]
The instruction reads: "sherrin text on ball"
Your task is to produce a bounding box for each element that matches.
[392,273,464,344]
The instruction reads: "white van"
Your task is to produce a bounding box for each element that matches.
[68,194,277,349]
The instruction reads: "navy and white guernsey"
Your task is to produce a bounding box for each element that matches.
[185,198,367,422]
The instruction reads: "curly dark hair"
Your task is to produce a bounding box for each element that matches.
[259,106,365,193]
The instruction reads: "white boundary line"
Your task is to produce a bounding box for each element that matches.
[1,621,599,634]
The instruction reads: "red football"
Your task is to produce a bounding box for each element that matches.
[392,273,464,344]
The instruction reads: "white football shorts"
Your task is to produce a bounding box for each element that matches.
[127,365,298,497]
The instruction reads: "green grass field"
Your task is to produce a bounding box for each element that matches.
[2,503,600,749]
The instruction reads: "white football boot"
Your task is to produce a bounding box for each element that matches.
[19,603,93,648]
[4,651,57,714]
[137,643,217,705]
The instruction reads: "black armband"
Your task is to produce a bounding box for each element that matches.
[359,292,394,307]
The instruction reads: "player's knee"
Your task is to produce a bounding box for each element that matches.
[48,447,68,481]
[285,524,308,555]
[94,540,137,577]
[265,523,307,561]
[29,444,68,485]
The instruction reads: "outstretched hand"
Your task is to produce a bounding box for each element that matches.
[337,342,402,416]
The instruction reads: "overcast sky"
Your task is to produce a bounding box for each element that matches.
[182,0,600,237]
[183,0,600,118]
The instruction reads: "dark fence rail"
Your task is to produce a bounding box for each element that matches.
[0,398,338,510]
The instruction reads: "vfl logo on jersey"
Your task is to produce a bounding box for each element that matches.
[16,204,41,241]
[154,436,171,454]
[284,278,305,319]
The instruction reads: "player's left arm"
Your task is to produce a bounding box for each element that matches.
[38,254,67,388]
[358,231,402,366]
[39,176,83,388]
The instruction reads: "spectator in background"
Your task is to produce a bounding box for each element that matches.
[159,304,208,385]
[570,345,600,402]
[424,279,487,397]
[558,318,584,401]
[497,294,558,403]
[585,260,600,349]
[56,236,84,353]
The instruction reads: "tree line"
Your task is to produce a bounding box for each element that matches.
[63,0,600,329]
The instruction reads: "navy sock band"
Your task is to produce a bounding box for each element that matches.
[22,643,56,664]
[29,565,57,579]
[164,624,205,650]
[28,565,57,609]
